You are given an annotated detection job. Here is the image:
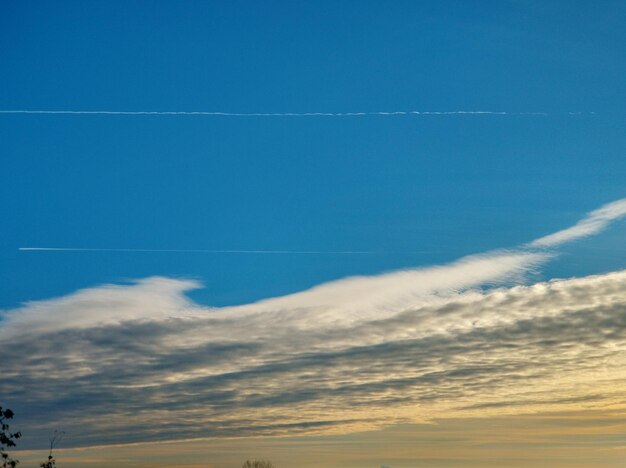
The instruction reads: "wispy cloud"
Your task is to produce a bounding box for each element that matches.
[529,198,626,247]
[2,199,626,449]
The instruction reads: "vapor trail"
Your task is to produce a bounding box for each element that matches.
[18,247,427,255]
[0,109,555,117]
[19,199,626,256]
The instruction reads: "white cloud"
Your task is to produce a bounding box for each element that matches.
[224,250,547,326]
[0,277,202,336]
[529,198,626,248]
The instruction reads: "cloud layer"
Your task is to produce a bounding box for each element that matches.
[2,199,626,449]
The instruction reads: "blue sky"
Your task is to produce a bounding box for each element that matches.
[2,0,625,309]
[2,2,626,465]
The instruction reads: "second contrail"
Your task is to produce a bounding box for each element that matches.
[18,247,432,255]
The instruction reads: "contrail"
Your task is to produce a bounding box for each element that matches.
[18,199,625,256]
[18,247,432,255]
[0,109,560,117]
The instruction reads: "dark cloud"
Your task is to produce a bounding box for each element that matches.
[3,270,626,448]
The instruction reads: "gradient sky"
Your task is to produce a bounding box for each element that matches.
[1,1,626,467]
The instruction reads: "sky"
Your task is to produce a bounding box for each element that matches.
[1,1,626,467]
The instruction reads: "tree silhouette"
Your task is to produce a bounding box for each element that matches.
[0,406,21,468]
[39,430,64,468]
[241,460,274,468]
